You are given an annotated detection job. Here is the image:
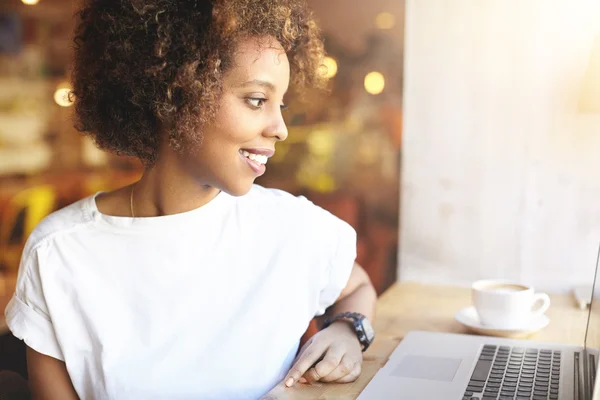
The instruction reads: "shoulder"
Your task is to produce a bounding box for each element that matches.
[23,195,96,256]
[243,184,312,206]
[241,185,320,215]
[242,185,355,236]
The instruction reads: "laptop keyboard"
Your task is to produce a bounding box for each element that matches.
[463,344,561,400]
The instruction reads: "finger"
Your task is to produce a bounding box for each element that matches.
[319,355,357,383]
[304,346,346,384]
[292,337,314,365]
[334,362,362,383]
[284,342,329,387]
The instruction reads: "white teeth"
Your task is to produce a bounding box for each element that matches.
[240,150,268,165]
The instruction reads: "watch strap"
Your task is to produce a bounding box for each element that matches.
[321,312,372,352]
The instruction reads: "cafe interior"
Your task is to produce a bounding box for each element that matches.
[1,0,600,398]
[0,0,403,385]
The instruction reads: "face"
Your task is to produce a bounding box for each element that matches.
[182,36,290,196]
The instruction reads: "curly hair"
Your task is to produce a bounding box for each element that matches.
[71,0,327,165]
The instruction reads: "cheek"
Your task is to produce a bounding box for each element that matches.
[220,114,262,144]
[204,96,263,148]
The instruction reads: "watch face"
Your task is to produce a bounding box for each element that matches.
[362,318,375,341]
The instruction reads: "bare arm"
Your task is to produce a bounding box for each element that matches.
[26,346,79,400]
[284,262,377,386]
[319,262,377,326]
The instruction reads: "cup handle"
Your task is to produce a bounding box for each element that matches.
[531,293,551,316]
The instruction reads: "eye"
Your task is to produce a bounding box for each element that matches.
[280,104,288,111]
[247,98,266,109]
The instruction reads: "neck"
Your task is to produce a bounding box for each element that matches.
[133,147,220,217]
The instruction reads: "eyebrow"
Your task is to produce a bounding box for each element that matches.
[235,79,277,92]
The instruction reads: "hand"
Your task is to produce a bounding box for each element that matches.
[284,321,363,387]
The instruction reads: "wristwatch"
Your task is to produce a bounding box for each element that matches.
[322,312,375,352]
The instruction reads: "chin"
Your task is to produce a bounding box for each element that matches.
[221,180,255,197]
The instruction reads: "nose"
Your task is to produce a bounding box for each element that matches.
[264,109,288,142]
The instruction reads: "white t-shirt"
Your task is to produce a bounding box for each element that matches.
[4,185,356,400]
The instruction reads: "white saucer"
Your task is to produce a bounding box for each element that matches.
[454,306,550,338]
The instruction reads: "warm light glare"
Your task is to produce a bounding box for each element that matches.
[54,87,74,107]
[364,72,385,95]
[21,0,39,5]
[375,12,395,30]
[321,56,338,79]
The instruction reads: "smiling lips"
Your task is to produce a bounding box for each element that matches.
[239,148,274,176]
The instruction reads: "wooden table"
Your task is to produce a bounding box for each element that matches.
[264,281,590,399]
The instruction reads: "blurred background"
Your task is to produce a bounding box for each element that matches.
[1,0,600,386]
[0,0,404,297]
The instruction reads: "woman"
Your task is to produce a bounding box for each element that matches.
[4,0,377,398]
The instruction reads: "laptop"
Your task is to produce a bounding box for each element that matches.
[358,245,600,400]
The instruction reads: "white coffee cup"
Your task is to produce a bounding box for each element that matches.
[471,279,551,329]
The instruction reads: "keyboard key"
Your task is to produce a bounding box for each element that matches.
[471,359,493,381]
[468,380,485,387]
[467,385,484,392]
[509,362,522,367]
